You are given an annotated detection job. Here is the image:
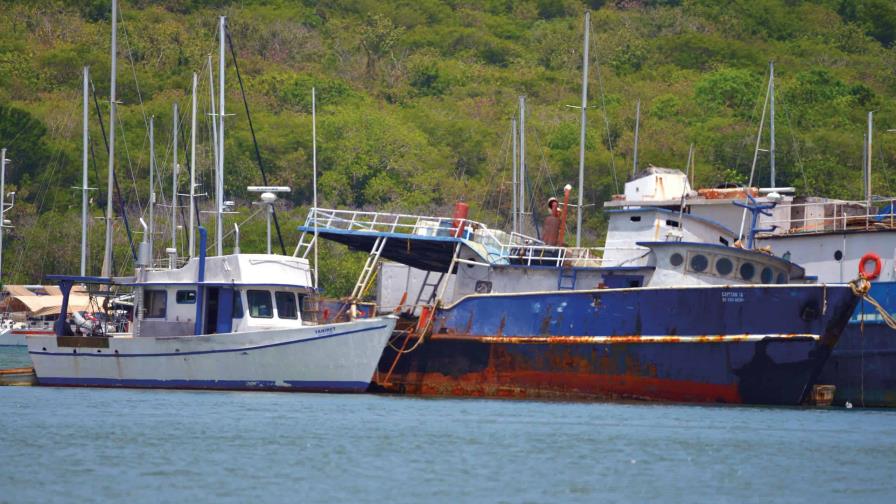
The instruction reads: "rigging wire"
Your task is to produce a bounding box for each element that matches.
[590,22,619,194]
[225,27,287,255]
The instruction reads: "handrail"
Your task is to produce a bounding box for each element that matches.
[753,198,896,235]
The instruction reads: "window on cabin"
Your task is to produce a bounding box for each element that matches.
[776,272,787,284]
[740,262,756,281]
[144,290,167,318]
[275,291,298,319]
[760,267,774,284]
[719,237,729,246]
[233,291,244,319]
[670,253,684,267]
[716,257,734,276]
[666,219,680,227]
[247,290,273,318]
[690,254,708,272]
[176,290,196,304]
[630,216,641,222]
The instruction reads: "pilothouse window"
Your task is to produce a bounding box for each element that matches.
[144,290,167,318]
[247,290,273,319]
[275,292,298,319]
[176,290,196,304]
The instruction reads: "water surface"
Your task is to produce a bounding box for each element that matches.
[1,385,894,503]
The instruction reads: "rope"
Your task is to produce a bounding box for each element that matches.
[848,277,896,329]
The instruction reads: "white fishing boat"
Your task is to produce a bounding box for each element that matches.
[27,229,396,391]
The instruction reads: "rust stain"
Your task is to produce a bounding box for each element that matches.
[429,333,817,344]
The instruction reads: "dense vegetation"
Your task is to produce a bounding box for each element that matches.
[0,0,895,293]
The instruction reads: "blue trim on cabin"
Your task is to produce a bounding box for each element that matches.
[36,377,369,391]
[28,324,389,358]
[194,227,207,335]
[46,275,115,284]
[605,207,736,236]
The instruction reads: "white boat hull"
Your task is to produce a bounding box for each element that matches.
[27,317,396,392]
[0,328,28,346]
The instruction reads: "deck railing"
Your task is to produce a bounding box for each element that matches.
[300,208,617,267]
[757,198,896,235]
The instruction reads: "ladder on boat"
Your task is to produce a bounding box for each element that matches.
[350,235,389,301]
[558,267,577,290]
[407,270,446,314]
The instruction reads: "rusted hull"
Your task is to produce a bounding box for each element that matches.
[374,285,858,405]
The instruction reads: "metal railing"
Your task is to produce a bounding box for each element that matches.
[300,208,613,267]
[757,198,896,235]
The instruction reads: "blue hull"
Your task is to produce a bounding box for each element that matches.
[817,281,896,407]
[376,285,858,405]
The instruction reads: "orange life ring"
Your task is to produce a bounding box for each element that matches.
[859,252,882,280]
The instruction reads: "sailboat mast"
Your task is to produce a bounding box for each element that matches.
[576,10,590,248]
[519,95,526,233]
[148,116,155,263]
[81,66,89,276]
[171,103,178,255]
[632,99,640,177]
[216,16,226,256]
[189,74,198,257]
[511,118,518,234]
[102,0,118,278]
[769,62,776,188]
[866,111,873,208]
[312,87,318,286]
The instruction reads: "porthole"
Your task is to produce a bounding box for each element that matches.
[740,262,755,281]
[776,272,787,284]
[690,254,709,272]
[834,250,843,261]
[670,253,684,267]
[761,267,773,284]
[716,257,733,276]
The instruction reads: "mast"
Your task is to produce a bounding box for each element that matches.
[769,62,776,188]
[171,102,178,255]
[519,95,526,233]
[148,116,156,265]
[208,54,218,190]
[216,16,225,256]
[576,10,590,248]
[81,66,89,276]
[102,0,118,278]
[312,87,318,287]
[511,118,518,234]
[866,111,873,208]
[189,74,198,257]
[0,148,6,284]
[632,99,640,177]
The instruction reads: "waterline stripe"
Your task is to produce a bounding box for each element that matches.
[38,377,369,391]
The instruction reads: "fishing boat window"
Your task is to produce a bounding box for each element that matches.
[719,237,729,246]
[247,290,273,318]
[689,254,708,272]
[834,250,843,261]
[275,292,298,319]
[740,262,755,281]
[760,267,774,284]
[670,253,684,267]
[144,290,167,318]
[630,215,641,222]
[776,272,787,284]
[233,291,244,319]
[715,257,733,276]
[176,290,196,304]
[666,219,680,228]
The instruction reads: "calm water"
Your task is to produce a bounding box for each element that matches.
[1,351,895,503]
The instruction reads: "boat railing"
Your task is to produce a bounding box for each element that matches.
[757,198,896,235]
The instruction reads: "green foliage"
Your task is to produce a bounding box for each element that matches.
[0,0,894,292]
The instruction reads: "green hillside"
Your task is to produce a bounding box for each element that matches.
[0,0,895,292]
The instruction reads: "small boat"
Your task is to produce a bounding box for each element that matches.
[27,229,396,392]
